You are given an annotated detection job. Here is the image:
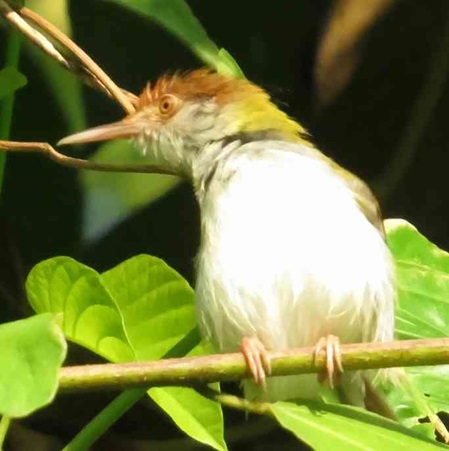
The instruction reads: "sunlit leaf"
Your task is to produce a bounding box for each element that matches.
[150,386,226,451]
[272,401,445,450]
[100,254,197,359]
[0,67,27,99]
[27,256,134,361]
[384,219,449,432]
[26,255,225,450]
[106,0,243,77]
[79,140,179,242]
[0,314,66,417]
[386,219,449,340]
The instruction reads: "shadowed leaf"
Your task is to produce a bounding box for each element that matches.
[106,0,243,77]
[79,140,179,242]
[0,68,27,99]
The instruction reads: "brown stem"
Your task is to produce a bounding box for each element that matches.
[0,0,137,113]
[197,386,272,416]
[0,1,67,66]
[0,140,178,175]
[59,338,449,393]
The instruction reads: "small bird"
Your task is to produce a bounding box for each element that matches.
[59,69,395,409]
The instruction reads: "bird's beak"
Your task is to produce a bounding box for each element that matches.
[58,119,143,146]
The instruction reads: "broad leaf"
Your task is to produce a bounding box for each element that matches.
[100,254,197,360]
[79,140,179,242]
[148,340,225,451]
[26,255,226,450]
[272,401,446,451]
[0,314,66,417]
[386,219,449,340]
[106,0,243,77]
[27,256,134,361]
[0,68,27,99]
[384,219,449,432]
[101,256,226,450]
[150,386,226,451]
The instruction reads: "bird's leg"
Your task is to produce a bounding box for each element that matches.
[240,336,272,388]
[313,334,344,388]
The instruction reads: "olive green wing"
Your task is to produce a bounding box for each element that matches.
[343,171,386,239]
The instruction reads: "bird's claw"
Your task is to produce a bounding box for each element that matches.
[240,336,271,388]
[313,334,343,388]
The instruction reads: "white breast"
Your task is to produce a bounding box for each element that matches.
[194,141,395,400]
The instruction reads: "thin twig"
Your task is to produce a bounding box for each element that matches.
[0,0,137,113]
[0,1,67,66]
[59,338,449,393]
[0,140,178,175]
[19,5,136,113]
[198,386,272,416]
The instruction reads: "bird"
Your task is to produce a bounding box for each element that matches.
[59,69,395,411]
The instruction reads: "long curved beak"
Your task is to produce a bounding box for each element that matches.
[58,120,143,146]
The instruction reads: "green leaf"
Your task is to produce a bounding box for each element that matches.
[100,254,197,359]
[0,67,27,99]
[150,386,226,451]
[27,256,134,361]
[0,314,66,417]
[384,219,449,432]
[272,401,446,451]
[26,255,226,450]
[106,0,243,77]
[79,140,179,242]
[386,219,449,340]
[25,0,85,132]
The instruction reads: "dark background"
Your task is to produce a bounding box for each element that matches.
[1,0,448,449]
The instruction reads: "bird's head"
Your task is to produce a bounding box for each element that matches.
[59,69,308,176]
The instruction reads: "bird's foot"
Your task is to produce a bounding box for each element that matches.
[240,336,272,388]
[313,334,344,389]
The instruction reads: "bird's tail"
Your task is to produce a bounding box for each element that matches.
[362,375,396,420]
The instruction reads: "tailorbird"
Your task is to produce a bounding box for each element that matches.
[59,69,395,412]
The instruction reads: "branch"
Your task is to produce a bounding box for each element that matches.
[59,338,449,393]
[0,140,178,175]
[0,0,137,114]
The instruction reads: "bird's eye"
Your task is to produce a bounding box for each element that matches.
[158,94,179,116]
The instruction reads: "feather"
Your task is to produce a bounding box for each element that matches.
[194,139,395,402]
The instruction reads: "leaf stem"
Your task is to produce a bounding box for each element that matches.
[62,388,145,451]
[63,329,201,450]
[0,416,11,450]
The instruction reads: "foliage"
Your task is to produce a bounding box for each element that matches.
[0,314,66,418]
[0,68,27,100]
[19,220,449,450]
[1,0,449,450]
[27,255,225,450]
[272,401,446,451]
